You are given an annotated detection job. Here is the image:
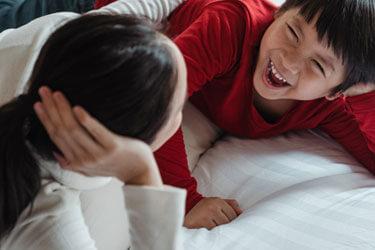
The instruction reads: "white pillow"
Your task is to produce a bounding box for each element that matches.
[181,102,221,171]
[182,130,375,250]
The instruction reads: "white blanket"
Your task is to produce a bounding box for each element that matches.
[182,127,375,250]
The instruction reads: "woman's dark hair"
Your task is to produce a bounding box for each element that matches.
[0,14,177,238]
[279,0,375,94]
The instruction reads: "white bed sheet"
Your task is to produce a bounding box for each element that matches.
[182,129,375,250]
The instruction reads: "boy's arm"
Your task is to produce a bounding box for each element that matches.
[154,128,203,212]
[90,0,184,23]
[171,0,246,96]
[155,1,246,209]
[320,92,375,173]
[155,128,242,229]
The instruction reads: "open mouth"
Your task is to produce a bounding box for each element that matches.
[264,59,291,88]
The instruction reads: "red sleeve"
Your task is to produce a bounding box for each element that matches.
[154,1,246,212]
[170,0,246,96]
[154,128,202,213]
[320,93,375,173]
[94,0,114,9]
[94,0,247,212]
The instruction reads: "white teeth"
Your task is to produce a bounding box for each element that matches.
[270,61,287,83]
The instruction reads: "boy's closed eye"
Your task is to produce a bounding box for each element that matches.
[312,59,326,77]
[285,22,327,77]
[287,23,299,42]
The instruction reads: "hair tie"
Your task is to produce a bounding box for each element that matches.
[13,94,33,136]
[15,94,33,111]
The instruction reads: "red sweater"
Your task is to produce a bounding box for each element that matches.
[96,0,375,212]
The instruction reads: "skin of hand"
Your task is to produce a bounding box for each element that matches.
[342,82,375,97]
[184,197,242,230]
[33,86,163,187]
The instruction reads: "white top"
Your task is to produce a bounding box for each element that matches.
[0,0,187,249]
[3,173,186,250]
[0,0,182,105]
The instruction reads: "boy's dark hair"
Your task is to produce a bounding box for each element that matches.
[0,14,177,238]
[279,0,375,94]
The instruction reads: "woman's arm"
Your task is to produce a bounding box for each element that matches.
[0,0,183,105]
[30,87,186,250]
[88,0,184,23]
[4,181,186,250]
[124,185,186,250]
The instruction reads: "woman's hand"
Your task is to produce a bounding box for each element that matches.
[343,82,375,97]
[33,86,163,187]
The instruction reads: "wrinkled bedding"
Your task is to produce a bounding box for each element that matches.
[182,129,375,250]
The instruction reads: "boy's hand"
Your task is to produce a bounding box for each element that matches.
[343,82,375,97]
[184,197,242,230]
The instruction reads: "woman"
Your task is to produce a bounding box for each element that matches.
[0,1,187,249]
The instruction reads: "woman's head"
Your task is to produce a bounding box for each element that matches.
[28,14,186,153]
[0,14,186,238]
[253,0,375,101]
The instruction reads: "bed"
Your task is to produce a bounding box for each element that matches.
[177,0,375,247]
[79,0,375,248]
[180,102,375,250]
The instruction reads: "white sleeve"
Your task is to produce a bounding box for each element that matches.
[3,182,97,250]
[0,12,78,104]
[124,185,186,250]
[87,0,184,22]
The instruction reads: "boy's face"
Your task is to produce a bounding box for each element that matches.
[253,8,346,101]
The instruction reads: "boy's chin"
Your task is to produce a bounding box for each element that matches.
[253,82,285,100]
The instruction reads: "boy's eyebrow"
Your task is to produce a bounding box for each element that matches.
[293,16,336,72]
[292,16,305,40]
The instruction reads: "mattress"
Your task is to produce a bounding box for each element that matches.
[182,128,375,250]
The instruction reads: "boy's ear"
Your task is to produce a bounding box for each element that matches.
[274,9,283,19]
[342,82,375,97]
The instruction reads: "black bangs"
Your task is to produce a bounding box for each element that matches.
[280,0,375,93]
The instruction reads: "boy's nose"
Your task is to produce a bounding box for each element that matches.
[281,52,300,75]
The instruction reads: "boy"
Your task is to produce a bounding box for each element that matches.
[96,0,375,229]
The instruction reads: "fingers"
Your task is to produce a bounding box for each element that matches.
[52,92,103,158]
[212,209,231,225]
[221,202,238,221]
[213,199,241,225]
[206,220,218,230]
[34,87,103,165]
[37,87,87,163]
[209,199,238,227]
[184,197,241,230]
[34,101,75,162]
[184,217,216,230]
[73,106,115,149]
[53,151,70,168]
[38,87,62,130]
[225,199,242,216]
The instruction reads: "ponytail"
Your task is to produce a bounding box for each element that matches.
[0,95,41,239]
